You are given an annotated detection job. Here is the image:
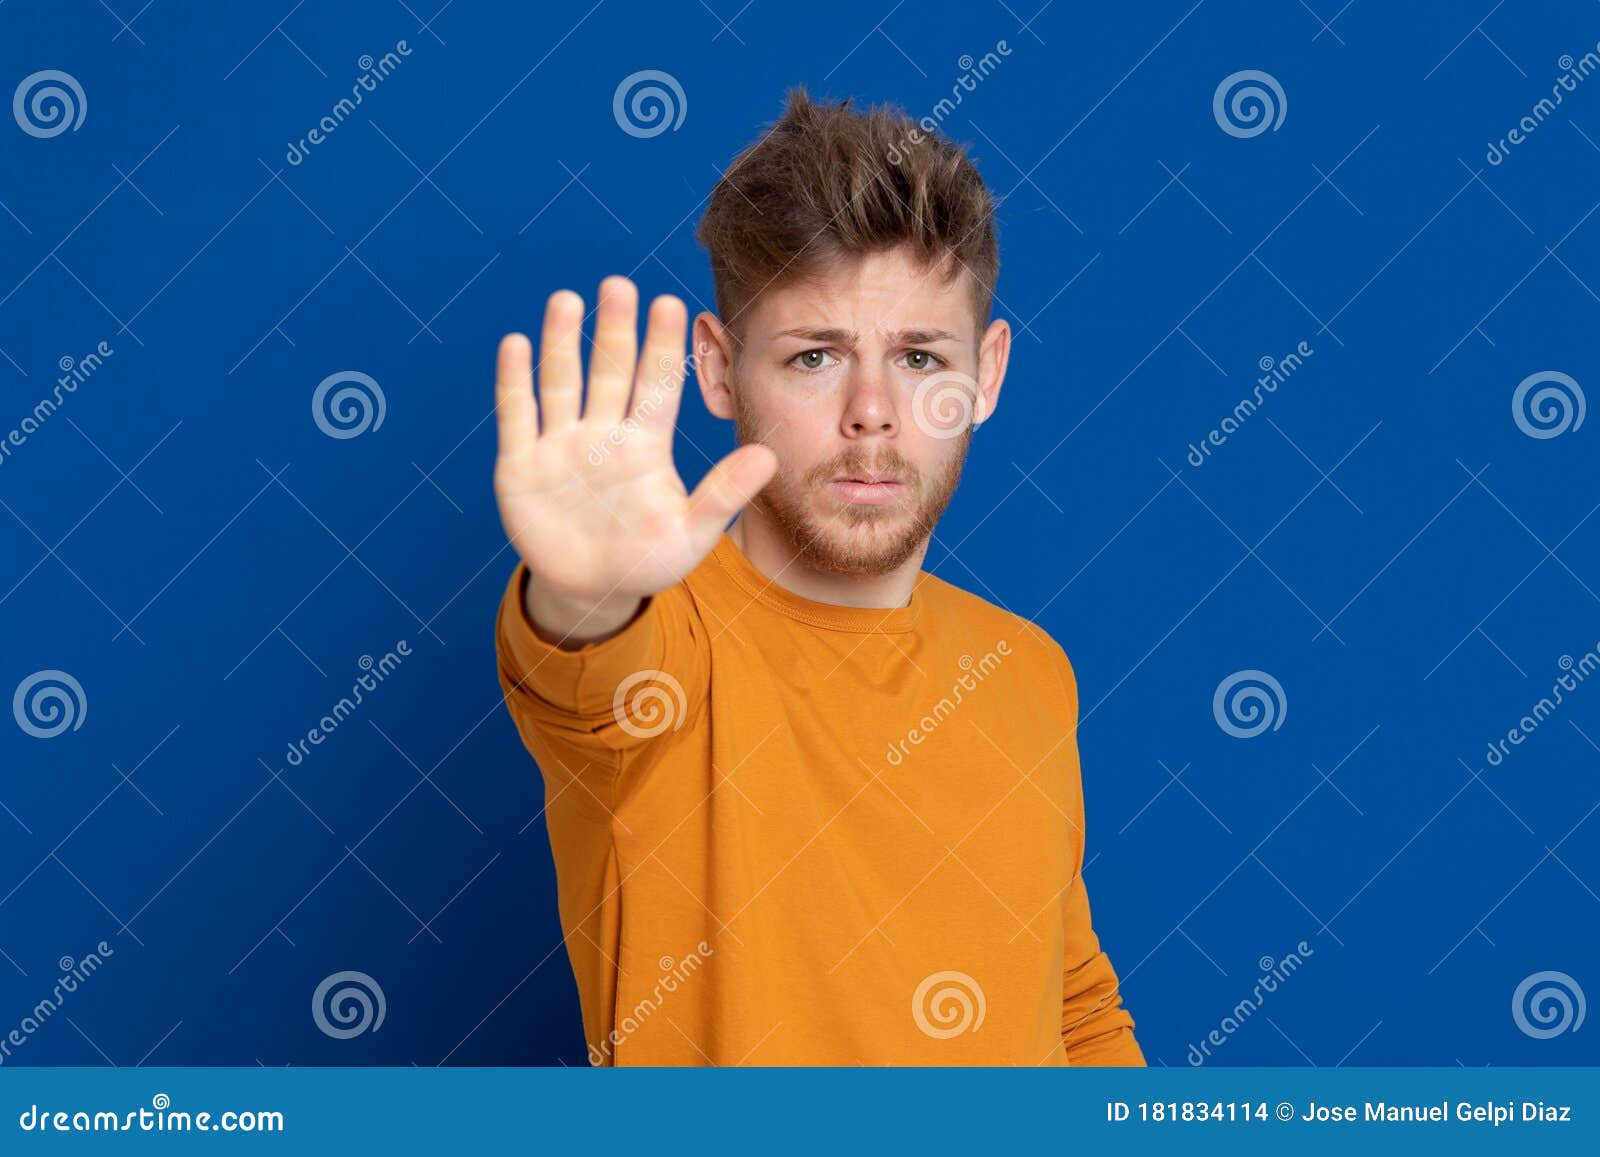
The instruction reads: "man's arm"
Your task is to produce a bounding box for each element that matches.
[496,558,708,757]
[1046,634,1146,1066]
[1061,866,1146,1066]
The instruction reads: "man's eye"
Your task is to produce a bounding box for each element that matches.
[901,350,943,372]
[793,349,836,371]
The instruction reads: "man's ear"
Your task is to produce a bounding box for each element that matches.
[974,317,1011,427]
[693,311,738,420]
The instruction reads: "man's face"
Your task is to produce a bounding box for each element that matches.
[719,246,1001,578]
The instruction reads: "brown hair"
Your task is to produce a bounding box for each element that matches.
[696,87,999,344]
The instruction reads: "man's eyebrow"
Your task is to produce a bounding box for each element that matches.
[774,326,857,343]
[892,327,961,344]
[772,326,962,344]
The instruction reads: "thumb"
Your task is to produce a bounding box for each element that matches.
[685,443,778,550]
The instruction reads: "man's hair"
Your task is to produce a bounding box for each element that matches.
[696,87,999,344]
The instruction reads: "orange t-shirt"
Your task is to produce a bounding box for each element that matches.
[495,531,1145,1066]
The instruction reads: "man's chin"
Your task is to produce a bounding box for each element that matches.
[789,503,929,577]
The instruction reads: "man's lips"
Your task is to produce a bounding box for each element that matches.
[827,475,906,505]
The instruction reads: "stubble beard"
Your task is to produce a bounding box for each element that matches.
[732,387,972,578]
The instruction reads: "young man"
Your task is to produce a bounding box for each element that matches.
[492,89,1144,1066]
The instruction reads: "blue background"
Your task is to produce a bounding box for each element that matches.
[0,0,1596,1067]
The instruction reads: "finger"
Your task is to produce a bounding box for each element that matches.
[537,289,584,432]
[685,443,779,552]
[632,294,690,435]
[585,276,638,427]
[494,332,537,462]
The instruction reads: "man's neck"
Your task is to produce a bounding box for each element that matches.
[727,513,926,610]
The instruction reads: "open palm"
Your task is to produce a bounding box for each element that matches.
[493,277,776,604]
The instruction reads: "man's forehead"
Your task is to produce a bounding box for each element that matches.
[747,254,975,337]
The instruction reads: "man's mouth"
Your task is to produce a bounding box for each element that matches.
[827,472,906,505]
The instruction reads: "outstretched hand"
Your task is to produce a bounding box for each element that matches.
[493,276,776,619]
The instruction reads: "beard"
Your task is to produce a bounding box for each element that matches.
[732,389,971,578]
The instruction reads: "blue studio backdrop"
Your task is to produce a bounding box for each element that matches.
[0,0,1596,1068]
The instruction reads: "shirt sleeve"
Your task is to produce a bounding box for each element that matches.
[1048,634,1146,1067]
[1061,866,1146,1066]
[494,560,711,796]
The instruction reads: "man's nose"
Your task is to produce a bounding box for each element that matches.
[841,360,897,434]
